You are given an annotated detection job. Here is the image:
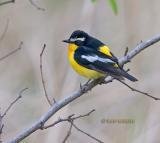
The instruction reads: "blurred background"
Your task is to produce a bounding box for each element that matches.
[0,0,160,143]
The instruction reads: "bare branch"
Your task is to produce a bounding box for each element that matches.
[71,109,95,120]
[7,34,160,143]
[0,19,9,42]
[0,124,4,135]
[28,0,45,11]
[0,124,4,139]
[40,44,55,106]
[62,121,73,143]
[72,123,104,143]
[62,111,103,143]
[0,110,3,143]
[0,0,15,6]
[0,88,27,143]
[43,109,95,129]
[0,42,23,62]
[1,95,22,119]
[119,34,160,65]
[0,125,4,143]
[124,47,129,56]
[117,79,160,100]
[2,88,28,119]
[105,76,160,100]
[44,109,99,143]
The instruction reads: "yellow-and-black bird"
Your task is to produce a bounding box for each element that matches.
[63,30,137,81]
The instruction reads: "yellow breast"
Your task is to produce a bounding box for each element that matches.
[68,44,104,79]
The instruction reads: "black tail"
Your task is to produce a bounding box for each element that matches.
[116,68,138,82]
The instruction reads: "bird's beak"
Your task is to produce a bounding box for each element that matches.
[63,39,71,43]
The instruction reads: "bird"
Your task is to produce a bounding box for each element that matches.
[63,30,138,82]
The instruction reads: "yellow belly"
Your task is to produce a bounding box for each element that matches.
[68,44,104,79]
[69,53,105,79]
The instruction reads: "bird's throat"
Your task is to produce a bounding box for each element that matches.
[68,43,78,56]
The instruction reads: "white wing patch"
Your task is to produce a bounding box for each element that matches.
[81,55,115,63]
[82,55,98,62]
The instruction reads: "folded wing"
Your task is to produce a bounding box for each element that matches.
[74,46,137,81]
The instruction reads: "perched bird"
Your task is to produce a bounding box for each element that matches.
[63,30,137,81]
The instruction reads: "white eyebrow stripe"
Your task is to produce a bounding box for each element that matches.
[70,38,76,42]
[81,55,114,63]
[77,37,85,41]
[70,37,85,42]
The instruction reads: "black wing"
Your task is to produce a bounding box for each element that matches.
[74,46,138,81]
[74,46,120,75]
[110,51,119,63]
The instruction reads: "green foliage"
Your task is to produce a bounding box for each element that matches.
[108,0,118,15]
[91,0,118,15]
[91,0,97,2]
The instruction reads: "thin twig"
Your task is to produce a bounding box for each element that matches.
[42,117,68,129]
[71,109,95,120]
[0,124,4,135]
[0,42,23,61]
[0,41,23,139]
[72,123,104,143]
[0,110,3,143]
[45,109,99,143]
[1,88,28,119]
[43,109,95,129]
[0,121,4,143]
[7,34,160,143]
[0,126,3,143]
[28,0,45,11]
[117,80,160,100]
[124,47,129,56]
[0,19,9,42]
[119,34,160,65]
[40,44,55,106]
[0,0,15,6]
[104,76,160,100]
[62,121,73,143]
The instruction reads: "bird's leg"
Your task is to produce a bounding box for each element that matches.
[126,68,130,72]
[80,82,83,90]
[96,77,105,85]
[80,79,91,91]
[85,79,92,85]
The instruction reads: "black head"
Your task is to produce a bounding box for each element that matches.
[63,30,89,46]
